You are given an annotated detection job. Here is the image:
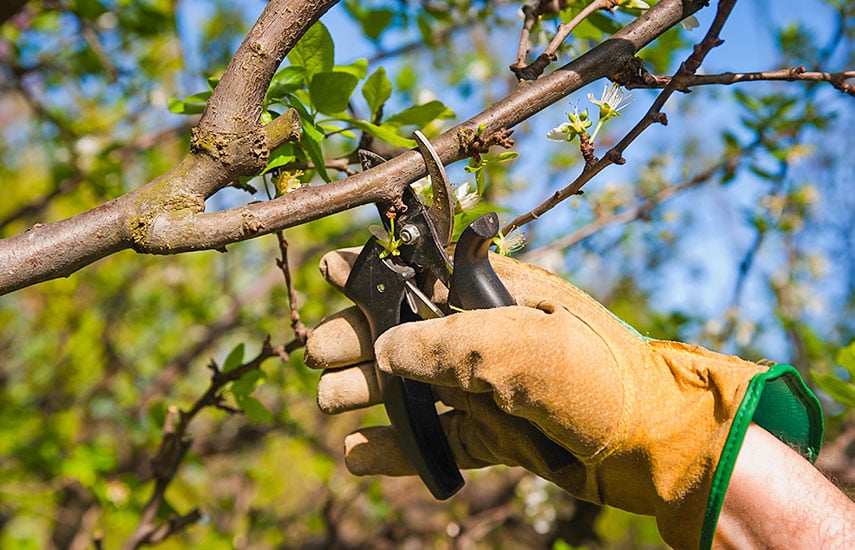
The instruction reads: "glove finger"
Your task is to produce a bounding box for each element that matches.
[317,362,381,414]
[305,306,374,369]
[343,409,498,476]
[318,247,362,292]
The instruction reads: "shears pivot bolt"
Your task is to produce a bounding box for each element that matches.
[399,224,421,244]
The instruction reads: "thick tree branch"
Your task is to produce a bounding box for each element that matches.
[197,0,338,137]
[135,0,710,254]
[0,0,708,294]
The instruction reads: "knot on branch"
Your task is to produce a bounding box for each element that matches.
[611,56,660,89]
[510,52,557,81]
[190,124,270,176]
[457,127,515,159]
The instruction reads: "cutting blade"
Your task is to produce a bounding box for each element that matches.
[413,131,454,247]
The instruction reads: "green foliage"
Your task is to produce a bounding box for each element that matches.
[362,67,393,119]
[812,342,855,408]
[288,21,335,80]
[222,342,245,373]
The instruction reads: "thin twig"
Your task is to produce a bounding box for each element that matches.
[623,67,855,96]
[521,150,746,260]
[123,339,281,549]
[512,0,615,81]
[274,232,311,348]
[502,0,739,234]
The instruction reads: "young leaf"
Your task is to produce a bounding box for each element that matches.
[288,21,334,81]
[299,117,330,181]
[261,144,296,175]
[167,91,211,115]
[309,71,359,115]
[266,66,307,102]
[344,118,416,148]
[811,372,855,407]
[222,343,245,373]
[335,58,368,80]
[362,8,395,41]
[362,67,392,119]
[384,100,454,127]
[495,152,519,163]
[232,369,266,397]
[836,341,855,378]
[235,393,274,423]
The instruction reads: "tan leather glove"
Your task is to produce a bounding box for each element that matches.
[305,249,822,549]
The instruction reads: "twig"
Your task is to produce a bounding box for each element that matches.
[521,151,745,260]
[123,339,281,549]
[502,0,739,235]
[511,0,615,81]
[274,232,311,348]
[622,67,855,96]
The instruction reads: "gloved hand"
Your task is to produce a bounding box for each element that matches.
[305,248,821,549]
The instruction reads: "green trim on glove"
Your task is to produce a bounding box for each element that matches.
[699,364,824,549]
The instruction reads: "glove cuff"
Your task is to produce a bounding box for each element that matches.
[699,364,824,549]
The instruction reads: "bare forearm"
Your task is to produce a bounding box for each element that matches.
[715,423,855,548]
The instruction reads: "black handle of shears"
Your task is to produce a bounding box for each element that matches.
[344,239,464,500]
[450,213,578,473]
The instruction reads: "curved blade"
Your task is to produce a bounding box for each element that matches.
[413,131,453,246]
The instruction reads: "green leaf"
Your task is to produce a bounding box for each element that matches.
[299,117,330,181]
[335,58,368,80]
[222,343,245,373]
[809,341,855,408]
[167,91,211,115]
[261,144,296,175]
[309,71,359,115]
[362,67,392,119]
[363,9,395,41]
[384,100,454,127]
[344,118,416,148]
[235,394,273,423]
[811,372,855,407]
[232,369,266,397]
[836,341,855,377]
[288,21,334,81]
[267,66,307,102]
[495,152,519,163]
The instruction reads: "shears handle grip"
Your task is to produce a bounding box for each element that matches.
[450,213,578,473]
[344,239,464,500]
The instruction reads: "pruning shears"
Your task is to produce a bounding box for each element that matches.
[345,132,575,499]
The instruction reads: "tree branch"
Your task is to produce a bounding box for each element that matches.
[503,0,738,234]
[134,0,711,254]
[0,0,709,295]
[624,66,855,96]
[511,0,617,81]
[197,0,338,137]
